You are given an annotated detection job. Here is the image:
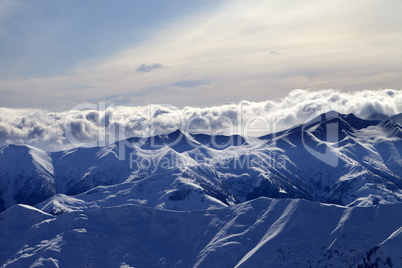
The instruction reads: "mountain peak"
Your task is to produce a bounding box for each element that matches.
[367,112,389,121]
[164,129,186,139]
[322,110,343,119]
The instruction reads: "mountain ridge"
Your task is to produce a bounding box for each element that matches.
[1,197,401,267]
[2,111,402,267]
[1,112,402,213]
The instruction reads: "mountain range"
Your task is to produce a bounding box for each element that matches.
[1,111,402,267]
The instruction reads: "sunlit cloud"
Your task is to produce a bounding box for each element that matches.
[0,89,401,151]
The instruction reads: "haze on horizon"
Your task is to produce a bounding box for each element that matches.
[0,0,401,110]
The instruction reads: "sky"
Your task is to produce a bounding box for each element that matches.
[0,0,401,110]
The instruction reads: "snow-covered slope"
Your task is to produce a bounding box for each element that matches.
[1,198,401,267]
[367,112,402,125]
[0,145,55,212]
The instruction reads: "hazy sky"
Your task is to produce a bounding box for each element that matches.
[0,0,401,110]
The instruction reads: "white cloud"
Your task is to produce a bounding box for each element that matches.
[0,89,401,151]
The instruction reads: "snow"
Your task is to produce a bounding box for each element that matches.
[234,199,299,267]
[1,112,402,266]
[1,198,402,267]
[1,112,401,212]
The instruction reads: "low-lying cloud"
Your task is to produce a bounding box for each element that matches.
[0,89,401,151]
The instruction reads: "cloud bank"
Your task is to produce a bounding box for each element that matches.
[1,89,401,151]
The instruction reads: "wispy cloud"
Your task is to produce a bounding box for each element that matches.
[269,51,280,56]
[171,80,210,88]
[136,63,165,73]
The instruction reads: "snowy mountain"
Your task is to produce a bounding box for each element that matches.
[1,112,402,213]
[0,145,55,212]
[1,111,402,267]
[367,112,402,125]
[1,198,402,267]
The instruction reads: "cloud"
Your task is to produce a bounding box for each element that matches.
[136,63,165,73]
[171,80,210,88]
[1,89,401,151]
